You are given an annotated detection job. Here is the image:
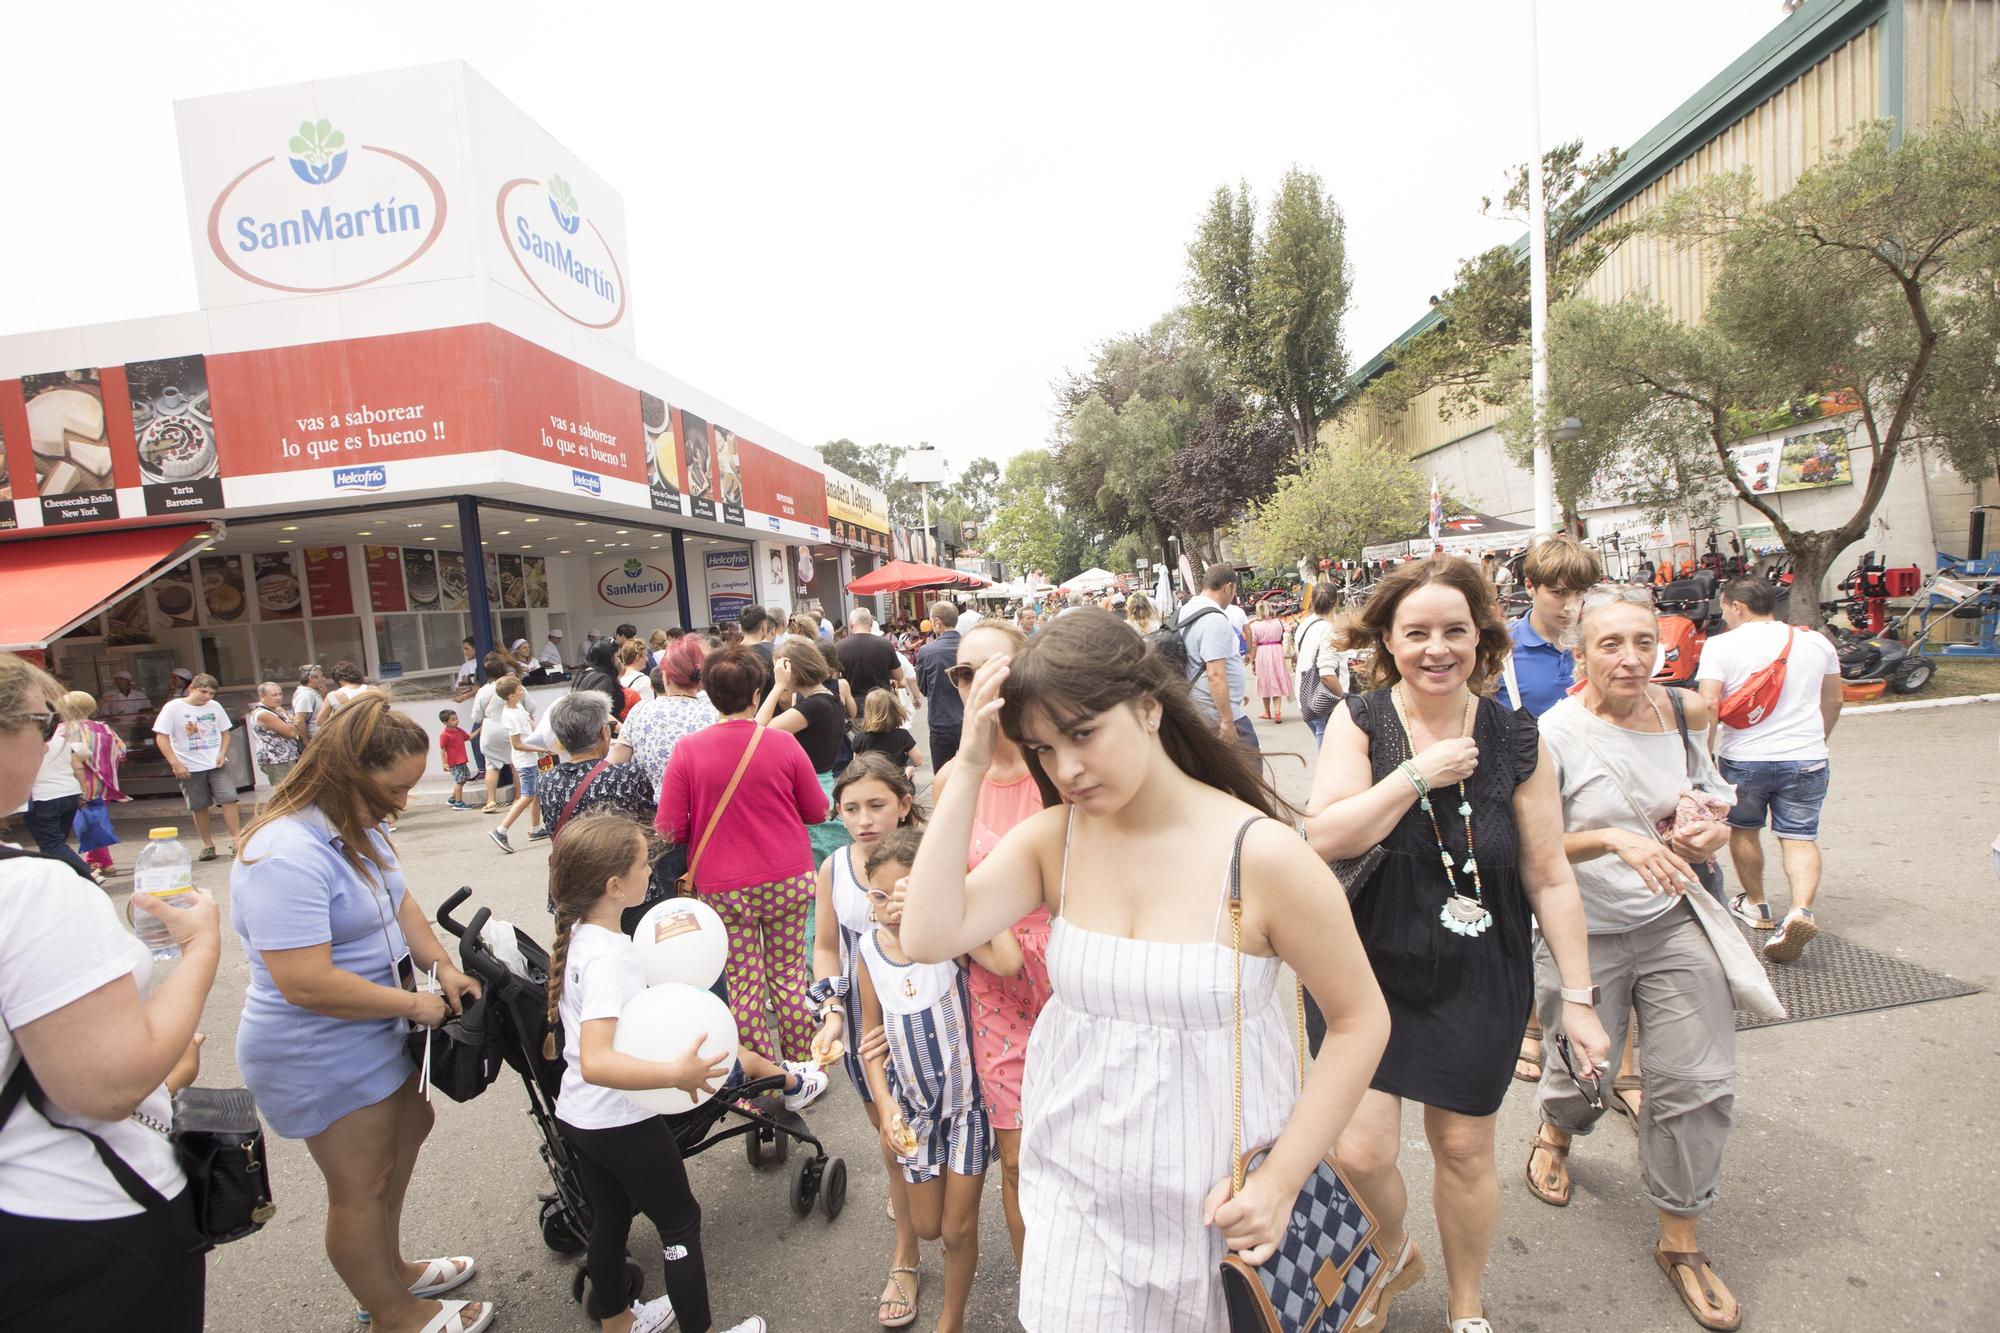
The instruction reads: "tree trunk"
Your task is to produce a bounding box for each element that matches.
[1782,532,1842,629]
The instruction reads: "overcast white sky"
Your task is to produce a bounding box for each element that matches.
[2,0,1789,481]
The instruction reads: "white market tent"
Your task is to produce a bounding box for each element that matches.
[1060,567,1118,593]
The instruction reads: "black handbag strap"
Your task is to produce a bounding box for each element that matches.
[0,1055,200,1249]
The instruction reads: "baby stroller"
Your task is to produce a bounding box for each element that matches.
[432,889,849,1308]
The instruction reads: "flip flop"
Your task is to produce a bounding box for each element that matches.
[1655,1247,1742,1331]
[1609,1075,1643,1132]
[419,1300,494,1333]
[878,1265,920,1328]
[1524,1128,1572,1207]
[409,1255,477,1298]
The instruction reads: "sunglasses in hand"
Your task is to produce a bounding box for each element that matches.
[1551,1033,1605,1111]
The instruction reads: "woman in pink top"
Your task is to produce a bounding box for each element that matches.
[1249,602,1290,722]
[935,619,1055,1267]
[656,645,830,1063]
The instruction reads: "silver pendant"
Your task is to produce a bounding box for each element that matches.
[1439,894,1493,937]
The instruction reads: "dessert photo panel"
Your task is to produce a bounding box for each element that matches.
[22,368,119,524]
[127,354,224,516]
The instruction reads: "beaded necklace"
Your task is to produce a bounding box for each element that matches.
[1390,683,1491,939]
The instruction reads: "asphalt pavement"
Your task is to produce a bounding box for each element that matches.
[111,699,2000,1331]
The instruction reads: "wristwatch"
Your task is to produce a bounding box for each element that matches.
[1560,985,1600,1005]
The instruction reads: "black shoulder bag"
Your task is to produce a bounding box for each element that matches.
[0,845,275,1251]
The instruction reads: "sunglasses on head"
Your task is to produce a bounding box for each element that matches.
[8,711,61,742]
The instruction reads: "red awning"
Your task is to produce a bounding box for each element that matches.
[0,524,214,651]
[845,559,991,595]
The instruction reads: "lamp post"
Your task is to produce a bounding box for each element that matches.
[903,442,949,566]
[1526,0,1555,536]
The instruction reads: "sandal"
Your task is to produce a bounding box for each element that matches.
[419,1300,495,1333]
[1524,1128,1571,1207]
[878,1265,920,1328]
[409,1255,477,1298]
[1609,1075,1643,1132]
[1514,1021,1542,1083]
[1354,1235,1424,1328]
[1655,1246,1742,1331]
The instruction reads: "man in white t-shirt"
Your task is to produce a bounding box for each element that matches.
[151,673,240,861]
[1694,579,1843,963]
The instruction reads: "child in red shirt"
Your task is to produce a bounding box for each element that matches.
[438,709,473,810]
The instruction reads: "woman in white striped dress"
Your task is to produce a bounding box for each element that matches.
[858,827,995,1333]
[900,610,1390,1331]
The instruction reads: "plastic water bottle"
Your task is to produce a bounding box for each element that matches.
[131,827,195,962]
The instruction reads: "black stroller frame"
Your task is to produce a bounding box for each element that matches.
[434,888,848,1309]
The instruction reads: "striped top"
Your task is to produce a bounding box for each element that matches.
[857,929,983,1128]
[1017,810,1298,1332]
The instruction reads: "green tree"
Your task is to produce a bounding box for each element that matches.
[1185,168,1353,453]
[1052,312,1215,563]
[1496,116,2000,626]
[1155,394,1295,562]
[1360,141,1629,420]
[1235,437,1432,568]
[948,457,1001,524]
[984,449,1102,583]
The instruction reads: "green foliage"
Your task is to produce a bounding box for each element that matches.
[1236,437,1432,568]
[1185,169,1353,451]
[984,449,1101,582]
[1052,312,1215,558]
[1496,115,2000,624]
[1361,141,1628,420]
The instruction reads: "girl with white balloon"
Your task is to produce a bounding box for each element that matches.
[542,813,772,1333]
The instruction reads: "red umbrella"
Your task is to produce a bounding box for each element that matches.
[845,559,990,595]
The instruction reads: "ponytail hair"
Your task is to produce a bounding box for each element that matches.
[999,608,1291,819]
[542,812,657,1058]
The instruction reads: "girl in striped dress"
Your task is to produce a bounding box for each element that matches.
[806,755,927,1327]
[857,826,996,1333]
[898,610,1391,1332]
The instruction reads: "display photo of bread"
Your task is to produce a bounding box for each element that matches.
[22,370,113,497]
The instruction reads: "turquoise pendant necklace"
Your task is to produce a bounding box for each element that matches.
[1392,684,1491,939]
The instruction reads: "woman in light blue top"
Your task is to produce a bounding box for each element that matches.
[231,696,493,1333]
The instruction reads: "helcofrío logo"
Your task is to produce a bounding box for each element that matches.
[332,465,388,492]
[571,469,603,497]
[496,171,626,330]
[208,118,448,294]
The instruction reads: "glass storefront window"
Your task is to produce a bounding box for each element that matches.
[421,613,467,676]
[373,614,425,679]
[198,628,254,685]
[312,617,366,675]
[252,621,310,687]
[500,614,529,654]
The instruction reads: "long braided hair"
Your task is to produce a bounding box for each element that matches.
[542,812,657,1059]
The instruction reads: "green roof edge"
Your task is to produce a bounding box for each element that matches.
[1338,0,1892,404]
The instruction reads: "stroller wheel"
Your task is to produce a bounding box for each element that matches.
[569,1258,645,1309]
[790,1154,822,1217]
[746,1128,765,1169]
[541,1197,586,1254]
[821,1156,848,1221]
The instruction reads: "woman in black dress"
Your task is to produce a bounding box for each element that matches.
[759,639,853,865]
[1305,556,1608,1333]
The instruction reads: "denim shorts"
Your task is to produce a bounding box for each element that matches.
[1718,756,1829,839]
[517,763,541,798]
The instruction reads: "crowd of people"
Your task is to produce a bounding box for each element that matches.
[0,536,1888,1332]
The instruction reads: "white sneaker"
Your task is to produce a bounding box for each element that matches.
[1762,907,1818,964]
[717,1320,766,1333]
[1730,893,1774,931]
[630,1294,677,1332]
[782,1060,829,1112]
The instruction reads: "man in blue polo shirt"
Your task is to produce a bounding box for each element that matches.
[1506,536,1600,717]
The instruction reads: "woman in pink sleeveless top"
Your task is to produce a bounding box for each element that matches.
[935,619,1053,1267]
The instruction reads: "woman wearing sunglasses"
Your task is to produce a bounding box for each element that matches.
[1526,586,1743,1331]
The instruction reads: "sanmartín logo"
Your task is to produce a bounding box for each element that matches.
[496,173,626,330]
[597,558,674,608]
[207,119,449,295]
[333,464,388,492]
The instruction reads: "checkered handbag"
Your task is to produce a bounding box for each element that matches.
[1218,818,1387,1333]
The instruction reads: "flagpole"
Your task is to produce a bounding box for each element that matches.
[1527,0,1555,536]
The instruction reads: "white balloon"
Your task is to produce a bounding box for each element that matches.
[610,983,739,1115]
[632,898,729,990]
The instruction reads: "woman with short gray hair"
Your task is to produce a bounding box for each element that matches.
[1526,587,1742,1331]
[536,692,659,931]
